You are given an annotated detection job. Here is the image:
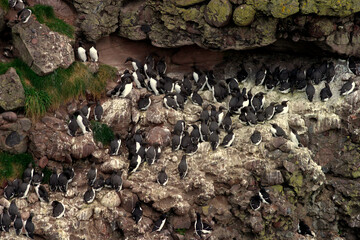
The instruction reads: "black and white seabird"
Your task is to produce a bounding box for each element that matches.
[9,200,19,222]
[17,8,32,23]
[199,121,210,142]
[226,77,240,94]
[157,167,168,186]
[14,213,23,235]
[289,127,302,148]
[220,129,235,148]
[25,213,35,239]
[152,213,167,232]
[119,77,134,98]
[18,177,31,198]
[89,46,98,62]
[237,64,248,83]
[209,117,219,134]
[326,62,335,83]
[245,107,257,126]
[270,124,287,138]
[278,81,291,94]
[340,79,356,96]
[178,155,188,179]
[128,154,142,174]
[250,195,261,211]
[132,201,143,224]
[133,69,146,89]
[93,175,105,192]
[185,143,198,155]
[32,168,44,186]
[1,208,11,232]
[320,82,332,102]
[35,185,49,203]
[110,133,121,156]
[87,163,97,186]
[174,120,185,136]
[146,146,157,165]
[94,101,103,121]
[4,181,16,200]
[67,114,79,137]
[49,167,58,192]
[156,57,167,75]
[74,111,91,134]
[23,163,34,181]
[52,201,65,218]
[194,212,213,238]
[190,125,201,144]
[251,92,265,112]
[222,112,232,132]
[211,81,228,102]
[111,171,123,192]
[81,103,92,119]
[125,57,143,72]
[298,220,315,237]
[190,91,203,106]
[275,101,288,115]
[259,188,272,204]
[209,131,220,151]
[306,81,315,102]
[172,134,182,152]
[9,0,17,8]
[63,166,75,183]
[138,94,152,111]
[77,42,87,62]
[255,66,267,86]
[163,94,178,110]
[84,187,96,204]
[58,172,69,193]
[250,130,262,145]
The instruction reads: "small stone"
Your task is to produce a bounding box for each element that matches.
[100,191,121,208]
[5,131,21,147]
[27,193,38,204]
[77,207,93,221]
[1,112,17,122]
[31,38,38,44]
[146,126,171,146]
[233,5,256,26]
[38,156,48,168]
[100,156,127,173]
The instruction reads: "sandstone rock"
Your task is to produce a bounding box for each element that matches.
[74,0,123,42]
[77,207,93,221]
[0,68,25,111]
[101,98,132,136]
[263,170,284,186]
[100,191,121,208]
[100,155,127,173]
[12,21,74,76]
[1,112,17,122]
[204,0,233,28]
[233,5,256,26]
[146,126,171,146]
[146,101,166,124]
[38,156,49,168]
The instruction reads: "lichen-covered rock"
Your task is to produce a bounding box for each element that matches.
[0,68,25,111]
[204,0,233,27]
[175,0,206,7]
[74,0,123,42]
[269,0,299,18]
[233,5,256,26]
[12,21,74,76]
[101,98,132,136]
[300,0,360,17]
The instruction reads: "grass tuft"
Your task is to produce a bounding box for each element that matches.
[0,152,34,184]
[175,229,186,236]
[0,0,9,12]
[91,121,114,146]
[0,59,117,120]
[30,4,74,38]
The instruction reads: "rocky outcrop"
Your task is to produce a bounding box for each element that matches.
[29,116,97,162]
[12,20,74,76]
[0,112,31,154]
[73,0,123,42]
[0,68,25,111]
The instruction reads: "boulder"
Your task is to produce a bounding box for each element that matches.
[101,98,132,136]
[204,0,233,28]
[74,0,123,42]
[12,20,74,76]
[0,68,25,111]
[233,5,256,26]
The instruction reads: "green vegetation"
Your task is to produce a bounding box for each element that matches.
[175,228,186,236]
[30,4,74,38]
[91,121,115,146]
[0,59,117,120]
[0,152,34,184]
[0,0,9,12]
[42,166,52,184]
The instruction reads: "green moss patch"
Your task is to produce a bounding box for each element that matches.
[30,5,74,38]
[91,121,114,146]
[0,0,9,12]
[0,59,117,120]
[175,228,187,235]
[0,152,34,184]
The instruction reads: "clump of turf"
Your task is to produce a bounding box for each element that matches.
[0,152,34,184]
[0,0,9,12]
[91,121,114,146]
[30,4,74,38]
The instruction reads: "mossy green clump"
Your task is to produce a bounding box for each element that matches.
[0,152,34,184]
[351,169,360,178]
[288,171,303,194]
[175,228,187,235]
[270,0,299,18]
[300,0,360,17]
[91,121,114,146]
[30,5,74,38]
[0,0,9,12]
[181,8,201,22]
[0,59,117,120]
[271,185,284,194]
[204,0,232,27]
[233,4,256,26]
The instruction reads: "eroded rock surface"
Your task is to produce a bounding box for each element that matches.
[0,68,25,111]
[12,20,75,76]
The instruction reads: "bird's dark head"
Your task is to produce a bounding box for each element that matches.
[125,57,133,63]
